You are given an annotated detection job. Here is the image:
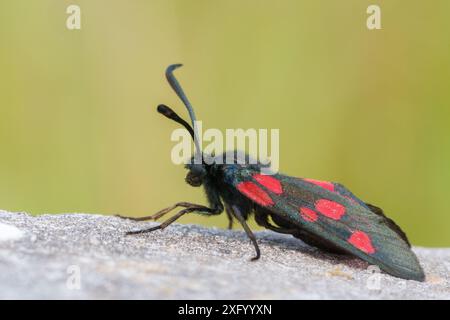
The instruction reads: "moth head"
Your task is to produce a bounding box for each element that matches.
[185,163,207,187]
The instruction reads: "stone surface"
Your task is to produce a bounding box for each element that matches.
[0,209,448,299]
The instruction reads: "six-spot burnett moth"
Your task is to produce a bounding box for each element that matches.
[120,64,425,282]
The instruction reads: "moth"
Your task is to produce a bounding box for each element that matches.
[121,64,425,281]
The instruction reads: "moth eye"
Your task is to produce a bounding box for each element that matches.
[185,171,203,187]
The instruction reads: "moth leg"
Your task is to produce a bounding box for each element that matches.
[130,186,224,222]
[225,204,234,230]
[231,205,260,261]
[126,206,211,235]
[126,197,224,235]
[254,210,297,235]
[116,202,212,221]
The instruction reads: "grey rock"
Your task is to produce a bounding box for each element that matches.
[0,209,448,299]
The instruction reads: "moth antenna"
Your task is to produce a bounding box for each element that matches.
[166,64,202,161]
[157,104,195,140]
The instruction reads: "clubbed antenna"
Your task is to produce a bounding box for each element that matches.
[165,64,202,162]
[157,104,195,140]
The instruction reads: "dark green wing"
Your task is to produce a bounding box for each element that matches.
[227,168,424,281]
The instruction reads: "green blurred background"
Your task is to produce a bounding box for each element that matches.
[1,0,449,246]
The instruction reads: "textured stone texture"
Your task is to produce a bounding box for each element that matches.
[0,210,448,299]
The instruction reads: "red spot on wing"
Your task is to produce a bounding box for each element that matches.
[303,178,335,192]
[253,174,283,194]
[237,181,274,206]
[315,199,346,220]
[299,207,318,222]
[348,231,376,254]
